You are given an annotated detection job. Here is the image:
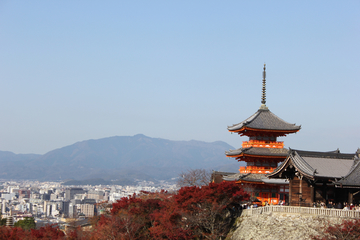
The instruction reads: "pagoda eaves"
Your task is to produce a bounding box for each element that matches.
[226,147,289,159]
[228,108,300,137]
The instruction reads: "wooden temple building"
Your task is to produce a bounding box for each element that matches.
[268,149,360,207]
[216,64,301,204]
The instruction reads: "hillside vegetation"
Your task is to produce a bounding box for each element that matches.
[0,134,241,181]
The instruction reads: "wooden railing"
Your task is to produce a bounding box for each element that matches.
[241,206,360,218]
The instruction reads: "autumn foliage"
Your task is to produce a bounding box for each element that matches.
[0,181,249,239]
[0,224,65,240]
[91,181,249,240]
[313,219,360,240]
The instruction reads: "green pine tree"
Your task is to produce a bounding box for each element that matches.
[14,217,36,230]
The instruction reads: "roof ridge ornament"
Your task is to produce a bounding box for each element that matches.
[260,63,269,110]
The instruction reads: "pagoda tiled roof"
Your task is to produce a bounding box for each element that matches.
[227,108,301,132]
[239,173,267,182]
[268,149,356,180]
[222,172,287,184]
[225,147,289,157]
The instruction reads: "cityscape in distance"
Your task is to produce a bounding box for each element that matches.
[0,133,244,227]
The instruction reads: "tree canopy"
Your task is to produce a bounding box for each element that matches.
[93,181,249,239]
[14,217,36,230]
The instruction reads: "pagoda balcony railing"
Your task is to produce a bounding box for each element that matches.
[239,166,276,174]
[242,140,284,149]
[242,205,360,219]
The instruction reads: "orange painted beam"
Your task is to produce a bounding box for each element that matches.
[242,140,284,148]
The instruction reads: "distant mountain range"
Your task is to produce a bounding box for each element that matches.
[0,134,243,182]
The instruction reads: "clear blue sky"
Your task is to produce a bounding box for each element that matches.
[0,1,359,154]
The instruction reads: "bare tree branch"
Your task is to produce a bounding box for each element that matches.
[177,169,212,187]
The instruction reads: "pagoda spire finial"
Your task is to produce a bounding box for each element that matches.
[260,63,268,110]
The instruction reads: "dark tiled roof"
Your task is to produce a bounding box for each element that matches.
[262,178,288,184]
[228,108,301,132]
[225,147,289,157]
[289,151,317,177]
[292,149,355,159]
[222,173,245,181]
[240,173,265,181]
[212,171,238,176]
[337,157,360,186]
[222,172,265,182]
[268,149,356,180]
[223,173,287,185]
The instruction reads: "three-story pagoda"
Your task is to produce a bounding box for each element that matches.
[225,65,301,204]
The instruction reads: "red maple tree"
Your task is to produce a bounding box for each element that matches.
[0,224,65,240]
[313,219,360,240]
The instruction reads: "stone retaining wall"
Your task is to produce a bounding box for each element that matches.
[228,211,346,240]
